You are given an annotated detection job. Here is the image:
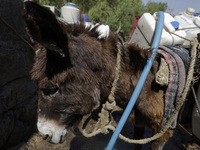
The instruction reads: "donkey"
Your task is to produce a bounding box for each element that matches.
[24,1,173,149]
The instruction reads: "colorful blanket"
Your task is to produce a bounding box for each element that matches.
[157,46,189,128]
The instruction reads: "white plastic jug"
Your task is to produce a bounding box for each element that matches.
[161,12,186,46]
[174,8,200,47]
[194,16,200,27]
[129,12,186,48]
[61,3,80,24]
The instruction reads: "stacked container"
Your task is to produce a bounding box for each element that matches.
[129,12,186,48]
[174,8,200,47]
[61,3,80,24]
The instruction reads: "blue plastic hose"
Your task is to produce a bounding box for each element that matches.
[106,11,164,150]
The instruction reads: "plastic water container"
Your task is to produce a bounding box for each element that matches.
[129,12,186,48]
[161,12,186,46]
[174,8,200,47]
[61,3,80,24]
[78,14,90,22]
[194,16,200,27]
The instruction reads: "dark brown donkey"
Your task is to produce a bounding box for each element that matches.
[24,1,173,149]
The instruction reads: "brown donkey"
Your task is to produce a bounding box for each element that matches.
[24,1,173,149]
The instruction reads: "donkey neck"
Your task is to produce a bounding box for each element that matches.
[114,44,153,108]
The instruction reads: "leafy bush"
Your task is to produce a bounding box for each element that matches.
[38,0,167,40]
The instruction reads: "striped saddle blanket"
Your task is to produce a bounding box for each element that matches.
[156,46,191,128]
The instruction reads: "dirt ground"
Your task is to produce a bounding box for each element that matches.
[8,125,200,150]
[8,114,200,150]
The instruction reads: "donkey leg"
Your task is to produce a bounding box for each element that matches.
[150,129,173,150]
[133,126,144,150]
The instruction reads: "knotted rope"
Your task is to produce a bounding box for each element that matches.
[79,38,198,144]
[79,43,122,137]
[1,13,199,144]
[113,38,198,144]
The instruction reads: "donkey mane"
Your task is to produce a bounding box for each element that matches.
[25,2,156,93]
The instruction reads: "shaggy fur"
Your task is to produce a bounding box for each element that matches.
[24,1,173,149]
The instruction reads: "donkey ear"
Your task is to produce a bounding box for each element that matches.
[24,1,70,60]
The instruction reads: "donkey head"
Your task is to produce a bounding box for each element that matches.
[24,1,105,143]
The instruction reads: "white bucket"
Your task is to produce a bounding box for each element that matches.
[61,3,80,24]
[174,8,200,47]
[129,13,186,48]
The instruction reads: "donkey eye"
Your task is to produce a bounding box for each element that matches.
[42,87,59,96]
[55,108,67,113]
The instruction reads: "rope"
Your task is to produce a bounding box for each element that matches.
[106,43,122,109]
[176,26,200,31]
[113,38,198,144]
[79,38,198,144]
[0,12,122,139]
[2,8,194,143]
[2,8,197,144]
[3,7,193,143]
[79,43,122,136]
[167,26,200,42]
[169,32,191,42]
[0,15,34,51]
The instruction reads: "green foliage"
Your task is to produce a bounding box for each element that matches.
[146,2,168,14]
[106,0,146,38]
[36,0,167,39]
[38,0,65,9]
[88,0,146,39]
[68,0,98,13]
[88,1,111,23]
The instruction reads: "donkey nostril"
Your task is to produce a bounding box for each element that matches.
[59,132,67,143]
[44,134,52,142]
[43,134,49,140]
[59,135,63,143]
[59,135,67,143]
[59,135,66,143]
